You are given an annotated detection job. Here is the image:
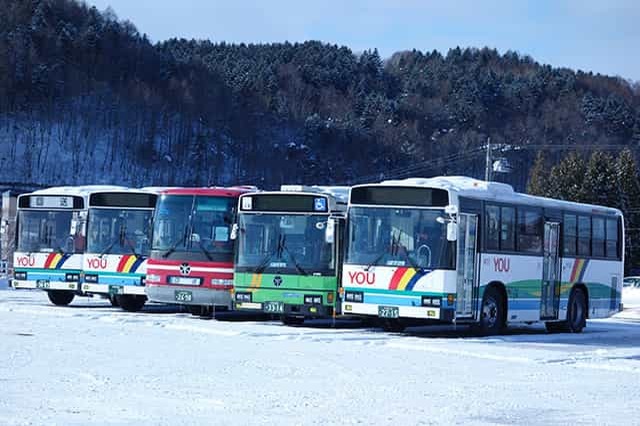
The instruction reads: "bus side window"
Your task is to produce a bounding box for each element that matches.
[577,216,591,256]
[485,205,500,250]
[500,207,515,251]
[517,209,542,253]
[563,214,577,256]
[592,217,605,257]
[605,218,619,259]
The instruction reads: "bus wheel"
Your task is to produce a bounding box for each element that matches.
[47,290,74,306]
[117,295,146,312]
[109,295,120,307]
[282,316,304,326]
[477,286,505,335]
[381,319,405,332]
[566,288,587,333]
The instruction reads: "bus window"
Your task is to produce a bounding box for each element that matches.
[563,214,577,256]
[606,218,619,259]
[578,216,591,256]
[500,206,515,251]
[592,217,605,257]
[485,205,499,250]
[517,210,542,253]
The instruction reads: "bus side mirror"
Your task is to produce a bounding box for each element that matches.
[447,222,457,241]
[230,223,238,240]
[325,218,336,244]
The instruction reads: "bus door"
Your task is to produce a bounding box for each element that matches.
[541,222,561,320]
[456,214,479,319]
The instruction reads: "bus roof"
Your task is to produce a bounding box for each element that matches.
[362,176,622,216]
[160,187,253,197]
[21,185,127,199]
[280,185,350,204]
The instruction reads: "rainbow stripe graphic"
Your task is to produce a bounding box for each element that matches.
[569,259,588,283]
[388,267,429,291]
[43,253,72,269]
[116,255,145,273]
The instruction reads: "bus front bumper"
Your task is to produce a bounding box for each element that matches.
[235,301,334,318]
[145,284,232,308]
[12,280,79,291]
[341,302,454,322]
[82,283,146,296]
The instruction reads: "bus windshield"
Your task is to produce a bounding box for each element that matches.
[151,195,235,261]
[17,210,76,253]
[236,213,334,275]
[87,208,153,256]
[346,207,454,269]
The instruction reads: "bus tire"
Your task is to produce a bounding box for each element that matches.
[282,316,304,326]
[109,295,120,307]
[381,319,405,332]
[117,295,146,312]
[566,288,587,333]
[476,286,505,335]
[47,290,74,306]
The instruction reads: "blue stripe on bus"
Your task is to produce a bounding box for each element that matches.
[96,274,143,286]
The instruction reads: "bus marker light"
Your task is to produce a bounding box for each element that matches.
[345,304,352,311]
[310,307,317,313]
[428,310,436,317]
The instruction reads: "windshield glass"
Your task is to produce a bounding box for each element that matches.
[346,207,454,269]
[151,195,235,260]
[236,213,334,274]
[17,210,77,253]
[87,208,153,256]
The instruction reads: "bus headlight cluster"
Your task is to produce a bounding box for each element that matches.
[211,278,233,286]
[304,295,322,304]
[65,273,80,282]
[235,292,252,302]
[14,271,27,280]
[344,291,364,303]
[84,274,99,283]
[139,276,146,286]
[146,274,161,283]
[421,296,441,307]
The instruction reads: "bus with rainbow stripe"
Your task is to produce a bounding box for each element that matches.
[81,189,158,312]
[341,176,624,334]
[12,186,123,306]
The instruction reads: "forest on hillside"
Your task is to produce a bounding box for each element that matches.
[1,0,639,191]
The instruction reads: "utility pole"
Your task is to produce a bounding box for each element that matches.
[484,137,492,181]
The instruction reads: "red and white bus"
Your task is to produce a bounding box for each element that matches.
[145,187,252,316]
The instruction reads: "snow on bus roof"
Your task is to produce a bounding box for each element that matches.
[160,187,252,197]
[26,185,127,197]
[280,185,350,203]
[376,176,622,216]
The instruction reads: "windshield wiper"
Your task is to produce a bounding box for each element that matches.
[162,226,189,259]
[280,235,308,276]
[123,236,140,258]
[99,238,118,258]
[197,240,213,261]
[254,234,283,274]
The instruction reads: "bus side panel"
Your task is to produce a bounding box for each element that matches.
[478,253,542,323]
[559,258,622,320]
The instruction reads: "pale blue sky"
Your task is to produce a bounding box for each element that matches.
[86,0,640,81]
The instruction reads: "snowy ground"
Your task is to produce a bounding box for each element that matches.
[2,289,640,425]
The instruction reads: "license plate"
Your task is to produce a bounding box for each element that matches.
[168,276,202,286]
[378,306,399,318]
[109,285,123,295]
[36,280,50,289]
[175,290,193,302]
[263,301,284,314]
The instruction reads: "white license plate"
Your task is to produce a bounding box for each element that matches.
[175,290,193,302]
[168,276,201,286]
[36,280,50,289]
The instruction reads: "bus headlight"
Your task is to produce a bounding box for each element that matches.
[14,271,27,280]
[421,296,442,307]
[146,274,161,283]
[344,291,363,303]
[211,278,233,286]
[84,274,99,283]
[65,273,80,282]
[304,295,322,304]
[235,292,252,302]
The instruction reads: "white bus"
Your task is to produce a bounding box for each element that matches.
[341,176,624,334]
[81,189,158,312]
[13,186,124,306]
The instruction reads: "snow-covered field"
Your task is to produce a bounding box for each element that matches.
[2,289,640,425]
